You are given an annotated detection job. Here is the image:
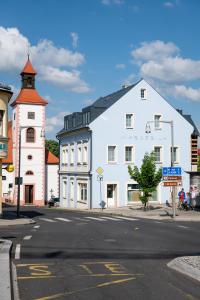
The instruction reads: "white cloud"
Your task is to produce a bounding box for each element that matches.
[123,73,136,85]
[39,66,90,93]
[131,40,200,84]
[70,32,79,49]
[116,63,126,69]
[173,85,200,102]
[132,40,179,62]
[164,2,174,8]
[46,111,70,133]
[0,26,89,93]
[101,0,124,5]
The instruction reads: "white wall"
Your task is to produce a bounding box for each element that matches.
[46,164,59,200]
[90,79,193,208]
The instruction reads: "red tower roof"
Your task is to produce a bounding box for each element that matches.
[11,88,48,107]
[21,57,37,75]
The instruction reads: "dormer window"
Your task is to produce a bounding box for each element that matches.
[141,88,147,99]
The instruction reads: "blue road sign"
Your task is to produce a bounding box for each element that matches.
[162,167,182,176]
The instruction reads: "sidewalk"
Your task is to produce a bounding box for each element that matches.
[0,210,36,226]
[56,204,200,222]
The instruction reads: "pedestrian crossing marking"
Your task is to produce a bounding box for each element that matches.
[85,217,106,221]
[100,216,122,221]
[40,218,56,223]
[114,216,138,221]
[54,218,72,222]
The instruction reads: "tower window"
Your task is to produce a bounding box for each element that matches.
[27,77,32,88]
[0,110,4,136]
[26,127,35,143]
[28,112,35,119]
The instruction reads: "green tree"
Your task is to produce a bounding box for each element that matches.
[128,152,162,209]
[45,139,59,157]
[197,156,200,172]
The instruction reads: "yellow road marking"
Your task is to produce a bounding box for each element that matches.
[17,264,54,267]
[35,276,136,300]
[80,261,114,265]
[79,264,93,275]
[104,263,126,273]
[17,276,57,280]
[29,266,51,276]
[78,273,143,277]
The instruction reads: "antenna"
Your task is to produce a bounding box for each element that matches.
[27,43,30,60]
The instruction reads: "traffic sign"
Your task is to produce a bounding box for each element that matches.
[163,176,182,181]
[162,167,182,176]
[163,181,182,187]
[96,167,104,175]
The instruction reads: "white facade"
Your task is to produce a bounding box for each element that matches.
[58,79,196,209]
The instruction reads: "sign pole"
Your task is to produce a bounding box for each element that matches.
[17,129,21,218]
[170,121,176,218]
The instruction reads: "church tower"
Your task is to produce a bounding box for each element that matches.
[11,57,48,206]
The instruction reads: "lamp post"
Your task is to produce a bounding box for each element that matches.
[16,126,45,218]
[145,120,176,218]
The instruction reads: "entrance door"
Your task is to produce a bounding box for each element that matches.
[25,185,34,204]
[107,184,117,207]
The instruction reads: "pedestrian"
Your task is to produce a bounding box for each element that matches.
[178,188,185,208]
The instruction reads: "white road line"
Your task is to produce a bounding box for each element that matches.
[23,235,32,240]
[178,225,189,229]
[39,218,56,223]
[34,225,40,229]
[15,244,21,260]
[55,218,72,222]
[85,217,107,221]
[101,216,122,221]
[114,216,138,221]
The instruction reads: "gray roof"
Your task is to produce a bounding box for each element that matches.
[176,109,199,136]
[57,83,136,137]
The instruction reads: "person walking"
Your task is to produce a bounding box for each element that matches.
[178,188,186,208]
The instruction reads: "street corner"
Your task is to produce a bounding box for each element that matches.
[167,256,200,283]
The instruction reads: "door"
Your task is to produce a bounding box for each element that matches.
[107,184,117,207]
[25,185,34,204]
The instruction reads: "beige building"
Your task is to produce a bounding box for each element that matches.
[0,83,13,216]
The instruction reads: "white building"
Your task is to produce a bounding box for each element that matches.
[2,58,59,205]
[57,79,199,209]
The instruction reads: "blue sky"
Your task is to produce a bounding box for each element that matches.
[0,0,200,139]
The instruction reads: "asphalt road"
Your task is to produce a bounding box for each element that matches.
[1,207,200,300]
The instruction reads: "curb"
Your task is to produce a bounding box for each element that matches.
[0,218,36,227]
[167,256,200,282]
[0,239,12,300]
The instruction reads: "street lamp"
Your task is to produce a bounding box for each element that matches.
[16,126,45,217]
[145,120,176,218]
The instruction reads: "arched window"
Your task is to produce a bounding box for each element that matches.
[26,127,35,143]
[25,170,34,175]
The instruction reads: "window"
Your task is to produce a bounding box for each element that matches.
[108,146,116,163]
[28,112,35,119]
[78,146,82,164]
[63,180,67,199]
[154,115,161,129]
[62,149,66,164]
[73,117,76,127]
[26,127,35,143]
[125,146,134,163]
[27,155,33,160]
[171,147,179,163]
[127,184,140,202]
[25,170,34,175]
[141,88,147,99]
[0,110,4,135]
[126,114,134,128]
[154,146,162,163]
[83,146,88,164]
[78,182,87,203]
[70,147,74,164]
[70,181,74,200]
[27,77,33,88]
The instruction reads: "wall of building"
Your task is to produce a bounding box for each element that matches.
[89,80,193,208]
[46,164,59,200]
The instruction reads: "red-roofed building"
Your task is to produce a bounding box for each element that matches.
[2,58,59,205]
